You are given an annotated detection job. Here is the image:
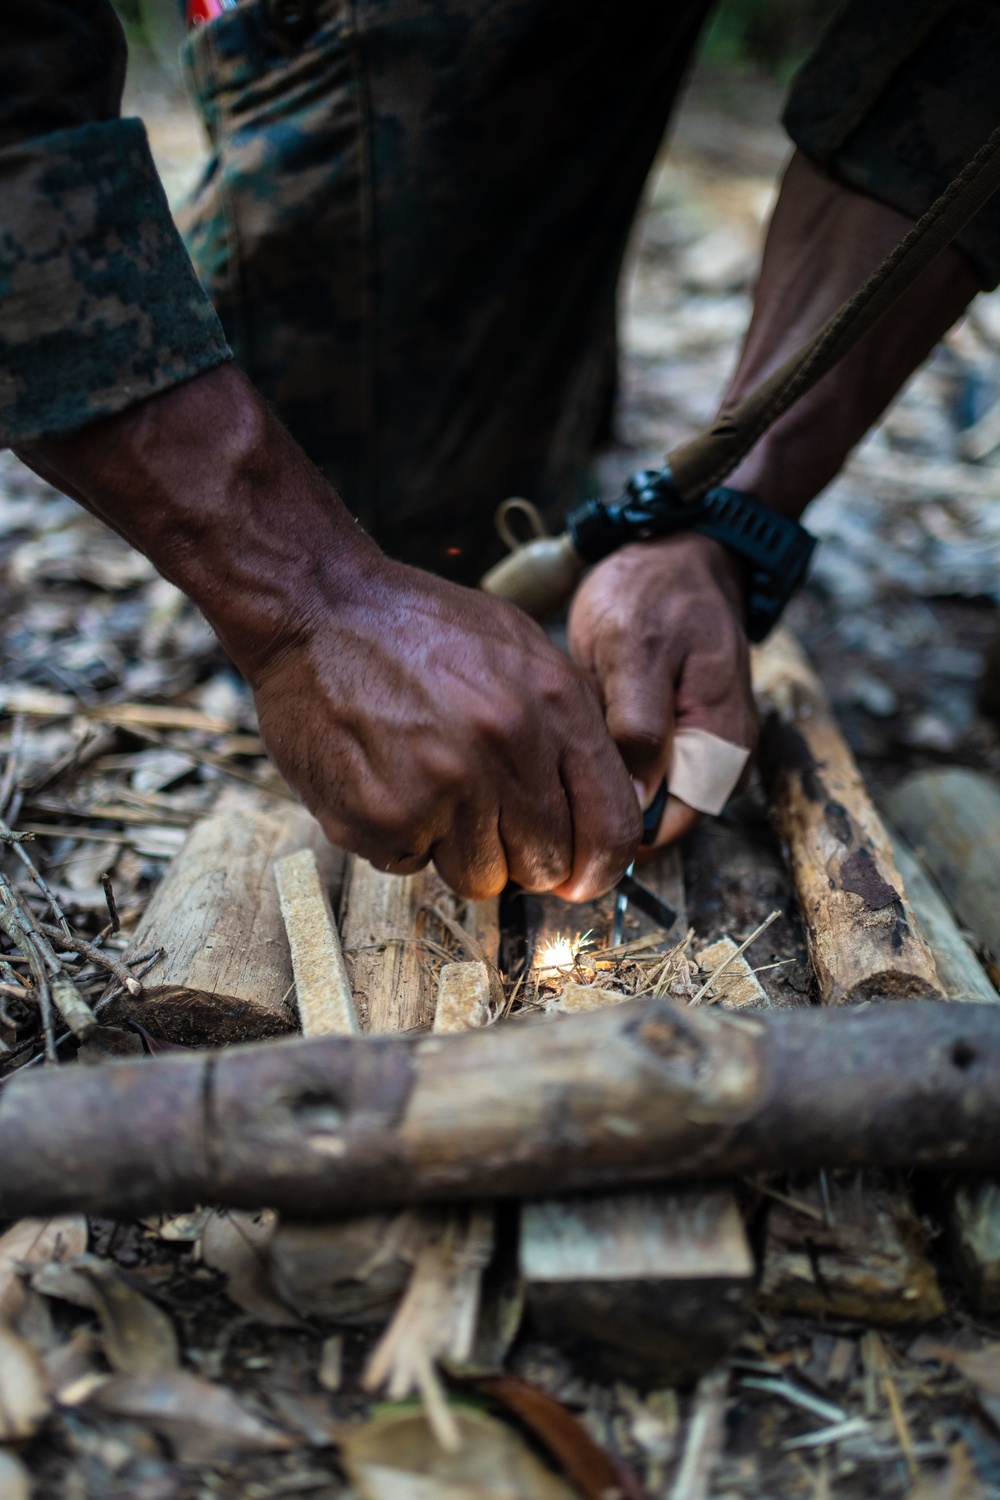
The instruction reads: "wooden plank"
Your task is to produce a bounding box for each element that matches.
[751,630,945,1321]
[105,788,345,1044]
[433,962,491,1034]
[274,849,358,1037]
[757,1173,945,1323]
[752,627,941,1002]
[522,1186,753,1386]
[338,860,451,1033]
[519,847,753,1383]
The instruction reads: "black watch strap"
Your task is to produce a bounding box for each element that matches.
[565,466,816,642]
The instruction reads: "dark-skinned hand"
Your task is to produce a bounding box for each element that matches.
[568,532,756,847]
[19,364,641,901]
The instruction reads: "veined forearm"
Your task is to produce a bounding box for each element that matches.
[720,151,982,518]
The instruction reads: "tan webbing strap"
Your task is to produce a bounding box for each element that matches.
[668,124,1000,502]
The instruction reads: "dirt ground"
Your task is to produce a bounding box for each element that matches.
[3,42,1000,1500]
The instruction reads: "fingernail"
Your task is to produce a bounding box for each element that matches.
[632,778,649,809]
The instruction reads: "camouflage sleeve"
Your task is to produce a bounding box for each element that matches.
[783,0,1000,290]
[0,1,230,447]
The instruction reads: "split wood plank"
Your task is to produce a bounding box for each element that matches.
[274,849,357,1036]
[751,629,945,1321]
[433,962,491,1034]
[520,846,754,1383]
[106,787,345,1044]
[757,1172,945,1323]
[338,859,453,1033]
[752,627,941,1003]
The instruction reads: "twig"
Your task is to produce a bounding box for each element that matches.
[669,1367,730,1500]
[100,874,120,934]
[689,911,780,1007]
[37,924,141,995]
[0,715,25,819]
[743,1179,826,1222]
[94,948,164,1015]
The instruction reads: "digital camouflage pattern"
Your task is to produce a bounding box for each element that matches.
[0,3,230,448]
[3,0,1000,578]
[784,0,1000,292]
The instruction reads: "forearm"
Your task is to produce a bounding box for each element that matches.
[17,364,377,679]
[721,151,983,518]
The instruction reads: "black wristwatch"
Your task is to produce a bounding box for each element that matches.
[564,466,817,643]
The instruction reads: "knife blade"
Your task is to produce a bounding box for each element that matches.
[611,778,671,945]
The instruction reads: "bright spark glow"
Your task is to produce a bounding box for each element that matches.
[535,934,579,973]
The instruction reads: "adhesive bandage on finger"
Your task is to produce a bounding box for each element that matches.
[668,728,750,817]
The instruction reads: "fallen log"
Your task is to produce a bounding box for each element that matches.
[752,628,941,1002]
[1,1000,1000,1220]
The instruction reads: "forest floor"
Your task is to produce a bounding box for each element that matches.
[1,51,1000,1500]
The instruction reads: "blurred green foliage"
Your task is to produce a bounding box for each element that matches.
[700,0,829,81]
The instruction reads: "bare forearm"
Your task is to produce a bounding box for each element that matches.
[17,364,375,677]
[722,151,982,517]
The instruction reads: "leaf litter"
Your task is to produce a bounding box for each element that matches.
[2,49,1000,1500]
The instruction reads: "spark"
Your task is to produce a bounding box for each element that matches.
[534,932,590,976]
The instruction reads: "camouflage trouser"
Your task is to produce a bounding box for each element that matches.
[180,0,711,581]
[179,0,1000,583]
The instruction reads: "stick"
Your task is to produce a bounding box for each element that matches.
[753,628,941,1002]
[1,999,998,1219]
[274,850,357,1037]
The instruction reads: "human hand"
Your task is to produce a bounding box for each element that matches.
[247,551,641,899]
[21,365,640,901]
[567,531,757,846]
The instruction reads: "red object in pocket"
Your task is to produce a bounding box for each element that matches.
[186,0,237,27]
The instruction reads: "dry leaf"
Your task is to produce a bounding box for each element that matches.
[43,1327,102,1401]
[0,1216,87,1323]
[476,1376,643,1500]
[34,1255,179,1377]
[0,1326,49,1440]
[340,1406,578,1500]
[86,1371,296,1466]
[919,1342,1000,1399]
[30,1262,94,1310]
[0,1449,32,1500]
[72,1256,179,1376]
[907,1442,984,1500]
[911,1340,1000,1428]
[142,1210,212,1244]
[201,1210,303,1328]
